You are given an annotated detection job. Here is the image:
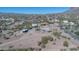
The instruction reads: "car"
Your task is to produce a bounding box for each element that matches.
[21,29,29,33]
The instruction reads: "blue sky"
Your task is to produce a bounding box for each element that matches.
[0,7,69,14]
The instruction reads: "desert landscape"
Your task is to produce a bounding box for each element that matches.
[0,7,79,51]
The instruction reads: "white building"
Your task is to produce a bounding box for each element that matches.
[54,19,59,22]
[69,22,74,25]
[32,23,38,27]
[63,20,68,24]
[40,27,51,32]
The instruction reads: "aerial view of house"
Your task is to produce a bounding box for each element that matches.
[0,7,79,51]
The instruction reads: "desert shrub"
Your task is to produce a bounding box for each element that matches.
[0,48,41,51]
[60,49,67,51]
[41,36,53,44]
[11,49,29,51]
[68,37,70,40]
[62,35,70,40]
[15,24,24,30]
[75,31,79,36]
[26,48,35,51]
[38,48,42,51]
[39,36,53,48]
[7,48,34,51]
[77,46,79,49]
[34,48,42,51]
[53,31,61,38]
[4,37,10,40]
[15,22,32,30]
[0,49,4,51]
[38,42,42,46]
[7,49,27,51]
[41,44,46,48]
[70,48,78,51]
[61,35,67,39]
[53,42,56,45]
[48,36,53,41]
[7,31,14,36]
[0,42,2,44]
[48,30,52,33]
[41,36,49,44]
[9,45,14,48]
[3,34,10,40]
[36,28,40,31]
[54,39,56,41]
[63,40,69,47]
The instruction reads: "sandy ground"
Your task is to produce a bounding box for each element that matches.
[0,23,79,51]
[0,28,50,50]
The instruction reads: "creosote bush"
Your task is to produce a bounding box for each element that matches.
[41,44,46,48]
[38,42,42,46]
[53,42,56,45]
[0,42,2,44]
[0,48,42,51]
[60,49,67,51]
[63,40,69,47]
[38,36,53,48]
[9,45,14,48]
[41,36,53,44]
[41,36,49,44]
[70,48,78,51]
[53,31,61,38]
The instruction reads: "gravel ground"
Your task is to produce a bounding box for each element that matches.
[0,23,79,51]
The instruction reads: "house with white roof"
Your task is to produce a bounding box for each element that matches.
[40,27,50,32]
[69,22,74,25]
[63,20,68,24]
[32,23,38,27]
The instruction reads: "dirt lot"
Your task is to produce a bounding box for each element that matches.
[0,24,79,51]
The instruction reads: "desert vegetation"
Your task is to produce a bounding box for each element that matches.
[0,7,79,51]
[38,36,53,48]
[63,40,69,47]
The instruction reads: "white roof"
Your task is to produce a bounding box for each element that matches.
[32,24,37,27]
[63,20,68,23]
[70,22,74,25]
[55,19,59,22]
[41,27,50,31]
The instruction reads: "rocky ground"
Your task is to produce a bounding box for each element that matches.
[0,23,79,51]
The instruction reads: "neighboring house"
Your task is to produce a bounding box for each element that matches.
[63,20,68,24]
[41,22,48,25]
[32,23,38,27]
[40,27,51,32]
[69,22,74,25]
[63,20,69,26]
[54,19,59,23]
[1,17,14,22]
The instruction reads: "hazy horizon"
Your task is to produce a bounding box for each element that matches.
[0,7,69,14]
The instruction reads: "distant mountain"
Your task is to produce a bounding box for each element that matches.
[0,7,79,21]
[0,7,79,15]
[64,7,79,14]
